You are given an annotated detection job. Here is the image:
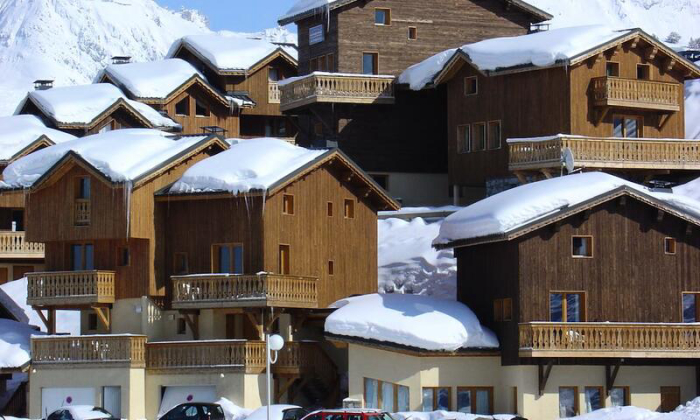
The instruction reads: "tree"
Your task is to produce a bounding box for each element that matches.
[665,32,681,44]
[690,37,700,50]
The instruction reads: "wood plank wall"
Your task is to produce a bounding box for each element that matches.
[159,84,240,136]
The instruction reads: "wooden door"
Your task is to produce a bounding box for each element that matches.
[12,265,33,280]
[279,245,290,275]
[660,386,680,412]
[0,268,8,285]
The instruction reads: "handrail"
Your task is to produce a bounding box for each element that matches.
[0,231,44,256]
[269,82,280,103]
[27,271,116,305]
[32,335,146,366]
[592,77,681,111]
[74,199,90,226]
[280,73,395,110]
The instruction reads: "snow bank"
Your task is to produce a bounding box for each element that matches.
[326,293,499,351]
[569,396,700,419]
[101,58,204,99]
[398,49,458,91]
[0,115,75,161]
[169,138,326,195]
[378,218,456,299]
[393,412,515,420]
[2,129,209,188]
[0,318,42,369]
[216,398,252,420]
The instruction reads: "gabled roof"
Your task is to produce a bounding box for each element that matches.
[401,26,700,90]
[15,84,180,130]
[434,173,700,249]
[278,0,552,26]
[168,35,298,77]
[0,115,75,163]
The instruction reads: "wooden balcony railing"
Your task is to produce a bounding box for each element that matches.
[0,231,44,258]
[171,273,318,309]
[269,82,280,104]
[520,322,700,358]
[592,77,681,112]
[27,270,115,307]
[74,199,90,226]
[32,335,146,367]
[280,73,395,111]
[508,135,700,171]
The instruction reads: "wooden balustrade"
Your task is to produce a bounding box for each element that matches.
[520,322,700,358]
[592,77,681,111]
[280,73,395,111]
[0,231,44,258]
[268,82,280,104]
[32,335,146,367]
[74,199,90,226]
[171,273,318,309]
[508,135,700,171]
[27,270,115,306]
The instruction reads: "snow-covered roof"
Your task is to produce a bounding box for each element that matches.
[169,34,297,74]
[99,58,206,100]
[0,115,75,162]
[0,318,42,369]
[325,293,499,351]
[1,129,218,189]
[17,84,179,129]
[434,172,700,247]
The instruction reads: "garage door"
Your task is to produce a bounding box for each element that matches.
[158,386,216,418]
[41,388,95,419]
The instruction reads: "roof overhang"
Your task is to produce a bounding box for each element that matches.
[325,333,501,357]
[174,43,298,78]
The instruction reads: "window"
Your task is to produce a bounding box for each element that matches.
[682,293,700,323]
[177,318,187,335]
[457,387,493,415]
[309,24,324,45]
[283,194,295,215]
[364,378,408,412]
[473,123,486,151]
[550,292,586,322]
[344,199,355,219]
[71,243,95,271]
[328,260,335,276]
[76,177,91,199]
[585,387,604,412]
[117,246,130,267]
[572,236,593,258]
[464,76,478,96]
[665,237,677,255]
[375,8,391,25]
[363,52,379,75]
[493,298,512,322]
[613,116,642,138]
[488,121,501,150]
[87,312,98,331]
[457,125,471,154]
[174,252,189,275]
[365,378,379,408]
[408,27,417,40]
[279,244,290,275]
[327,202,334,217]
[268,68,279,82]
[423,387,450,411]
[559,387,579,418]
[213,244,244,274]
[606,62,620,77]
[175,97,189,116]
[637,64,651,80]
[195,99,210,117]
[609,387,629,407]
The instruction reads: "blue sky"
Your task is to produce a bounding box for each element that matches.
[155,0,298,32]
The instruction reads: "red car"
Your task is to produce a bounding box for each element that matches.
[302,409,394,420]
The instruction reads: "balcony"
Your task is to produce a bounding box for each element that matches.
[32,335,146,367]
[519,322,700,358]
[27,270,116,307]
[0,231,44,259]
[269,82,280,104]
[171,273,318,309]
[279,73,395,111]
[592,77,681,112]
[508,135,700,172]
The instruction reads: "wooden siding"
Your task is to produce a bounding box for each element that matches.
[235,56,298,117]
[157,84,239,136]
[297,14,340,76]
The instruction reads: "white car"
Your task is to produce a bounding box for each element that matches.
[45,406,118,420]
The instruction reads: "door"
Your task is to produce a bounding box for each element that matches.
[0,267,7,285]
[41,387,95,419]
[13,265,33,280]
[279,245,290,275]
[103,386,121,418]
[660,386,680,412]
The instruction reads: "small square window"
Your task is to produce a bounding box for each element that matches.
[195,99,210,117]
[117,246,130,267]
[327,202,334,217]
[572,236,593,258]
[177,318,187,335]
[375,8,391,25]
[283,194,295,215]
[175,97,189,116]
[328,260,335,276]
[87,313,98,331]
[606,62,620,77]
[665,237,677,255]
[637,64,651,80]
[309,24,324,45]
[464,77,478,96]
[408,27,417,40]
[363,52,379,75]
[344,199,355,219]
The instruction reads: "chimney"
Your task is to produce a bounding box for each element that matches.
[111,56,132,65]
[34,80,54,90]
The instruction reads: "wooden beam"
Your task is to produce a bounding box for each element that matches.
[539,361,554,396]
[246,311,264,340]
[596,107,610,127]
[657,209,665,222]
[342,171,355,183]
[658,113,671,131]
[630,36,640,49]
[540,168,553,179]
[266,312,282,333]
[276,376,300,403]
[583,209,592,221]
[514,171,528,185]
[292,313,309,333]
[611,44,622,57]
[646,46,658,61]
[553,221,562,233]
[606,363,621,393]
[92,306,111,332]
[665,58,677,72]
[589,53,604,68]
[182,312,199,340]
[34,308,52,334]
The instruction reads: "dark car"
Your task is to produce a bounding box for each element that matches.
[45,406,118,420]
[160,403,226,420]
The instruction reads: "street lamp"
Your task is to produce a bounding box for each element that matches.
[267,333,285,420]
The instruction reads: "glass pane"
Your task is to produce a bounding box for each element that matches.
[610,388,626,407]
[683,294,696,323]
[365,378,379,409]
[559,388,577,418]
[83,244,94,270]
[72,244,83,270]
[489,123,500,149]
[363,54,375,75]
[233,246,244,274]
[398,385,410,412]
[613,118,624,137]
[476,390,491,415]
[83,178,91,199]
[457,389,472,413]
[269,68,279,82]
[422,389,433,412]
[625,118,638,138]
[585,388,602,412]
[219,246,231,273]
[550,293,563,322]
[567,293,582,322]
[382,382,394,412]
[478,125,486,150]
[573,237,589,256]
[437,388,450,411]
[375,9,385,24]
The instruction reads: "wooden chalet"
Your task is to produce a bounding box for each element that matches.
[277,0,552,206]
[169,36,299,140]
[421,27,700,199]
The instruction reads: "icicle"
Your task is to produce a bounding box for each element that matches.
[123,180,133,238]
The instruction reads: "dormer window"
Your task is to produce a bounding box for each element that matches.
[606,62,620,77]
[175,97,189,116]
[309,25,324,45]
[75,177,91,226]
[269,68,279,82]
[195,99,210,117]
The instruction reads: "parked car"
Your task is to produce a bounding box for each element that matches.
[246,405,307,420]
[301,409,394,420]
[45,406,118,420]
[159,403,226,420]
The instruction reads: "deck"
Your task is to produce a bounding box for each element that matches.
[279,73,395,111]
[32,335,146,367]
[592,77,682,112]
[0,231,44,259]
[27,270,116,307]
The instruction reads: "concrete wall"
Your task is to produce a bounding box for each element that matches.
[371,172,450,207]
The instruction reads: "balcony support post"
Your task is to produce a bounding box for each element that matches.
[595,107,610,127]
[606,362,621,394]
[92,306,111,332]
[514,171,528,185]
[246,310,264,340]
[180,310,200,340]
[538,360,554,396]
[34,308,55,334]
[658,113,671,130]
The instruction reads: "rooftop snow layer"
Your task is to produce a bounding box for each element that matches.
[2,129,210,188]
[169,138,326,194]
[0,115,75,161]
[101,58,205,99]
[399,25,632,90]
[325,293,499,351]
[434,172,700,246]
[169,33,297,72]
[0,318,42,369]
[280,0,334,22]
[19,83,179,128]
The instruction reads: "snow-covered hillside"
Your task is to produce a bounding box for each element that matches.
[688,62,700,140]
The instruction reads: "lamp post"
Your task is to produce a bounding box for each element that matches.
[267,333,285,420]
